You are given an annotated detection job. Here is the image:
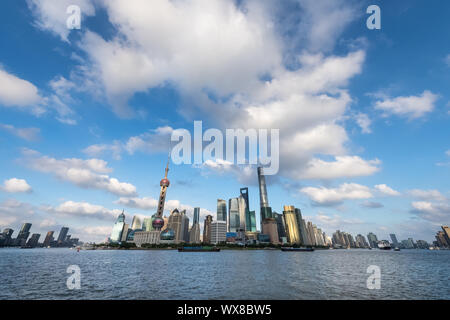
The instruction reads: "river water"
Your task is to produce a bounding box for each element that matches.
[0,248,448,299]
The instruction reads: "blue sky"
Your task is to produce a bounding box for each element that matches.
[0,0,449,243]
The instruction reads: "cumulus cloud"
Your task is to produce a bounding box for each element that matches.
[408,189,447,202]
[26,0,96,42]
[299,156,380,180]
[374,184,400,196]
[43,200,122,220]
[0,199,35,227]
[83,126,174,159]
[300,183,373,206]
[0,124,40,141]
[410,201,450,224]
[0,67,45,114]
[28,0,379,182]
[374,90,438,119]
[354,113,371,134]
[1,178,32,193]
[21,149,137,196]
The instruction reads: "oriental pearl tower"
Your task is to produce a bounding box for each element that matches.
[152,154,170,231]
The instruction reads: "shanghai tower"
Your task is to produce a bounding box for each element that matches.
[257,167,273,223]
[153,155,170,231]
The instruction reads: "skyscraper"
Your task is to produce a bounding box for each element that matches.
[1,228,14,246]
[294,208,309,246]
[15,223,32,246]
[167,209,189,243]
[282,205,301,245]
[240,187,254,232]
[257,167,273,229]
[131,216,142,230]
[274,213,286,241]
[26,233,40,248]
[142,217,152,231]
[57,227,69,246]
[43,231,54,247]
[189,208,200,243]
[367,232,378,248]
[203,215,213,244]
[238,194,247,232]
[228,198,240,232]
[442,226,450,245]
[390,234,399,247]
[110,211,125,243]
[153,155,171,231]
[121,223,130,242]
[262,218,279,244]
[211,221,227,244]
[217,199,227,222]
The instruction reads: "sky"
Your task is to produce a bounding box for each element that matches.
[0,0,449,243]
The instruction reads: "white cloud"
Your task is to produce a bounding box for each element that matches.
[0,199,35,227]
[354,112,371,134]
[408,189,446,202]
[29,0,378,182]
[1,178,32,193]
[300,183,373,206]
[299,156,380,180]
[21,149,137,196]
[374,90,438,119]
[410,201,450,224]
[44,201,122,220]
[360,201,384,209]
[0,124,40,141]
[0,67,45,114]
[26,0,95,42]
[374,184,400,196]
[82,126,174,159]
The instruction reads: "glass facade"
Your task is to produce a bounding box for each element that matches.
[283,205,301,245]
[110,212,126,243]
[217,199,227,222]
[228,198,240,232]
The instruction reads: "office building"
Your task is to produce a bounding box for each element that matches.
[390,234,399,247]
[131,216,142,230]
[261,218,279,244]
[57,227,69,246]
[142,217,153,231]
[294,208,308,246]
[110,211,125,243]
[442,226,450,245]
[15,223,32,246]
[133,231,161,247]
[203,215,213,244]
[228,197,240,232]
[43,231,54,247]
[0,228,14,246]
[274,213,286,241]
[167,209,189,243]
[120,223,130,242]
[217,199,227,222]
[26,233,40,248]
[257,167,273,229]
[211,221,227,244]
[367,232,378,248]
[283,205,301,245]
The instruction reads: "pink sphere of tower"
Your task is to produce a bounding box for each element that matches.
[160,178,170,187]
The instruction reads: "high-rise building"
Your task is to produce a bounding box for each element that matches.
[203,215,213,244]
[355,234,369,248]
[238,194,247,232]
[131,216,142,230]
[435,231,449,248]
[217,199,227,222]
[228,198,240,232]
[142,217,153,231]
[43,231,54,247]
[15,223,32,246]
[189,208,201,243]
[274,213,286,241]
[294,208,309,246]
[306,222,316,246]
[367,232,378,248]
[442,226,450,245]
[26,233,40,248]
[57,227,69,246]
[1,228,14,246]
[390,234,399,247]
[121,223,130,242]
[153,155,171,231]
[257,167,273,229]
[211,221,227,244]
[167,209,189,243]
[110,211,125,243]
[282,205,301,245]
[261,218,279,244]
[248,210,256,232]
[193,208,200,225]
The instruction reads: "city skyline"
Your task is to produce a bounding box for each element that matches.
[0,1,449,244]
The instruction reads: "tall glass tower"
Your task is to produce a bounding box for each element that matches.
[257,167,273,231]
[193,207,200,225]
[217,199,227,222]
[228,198,240,232]
[110,211,126,243]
